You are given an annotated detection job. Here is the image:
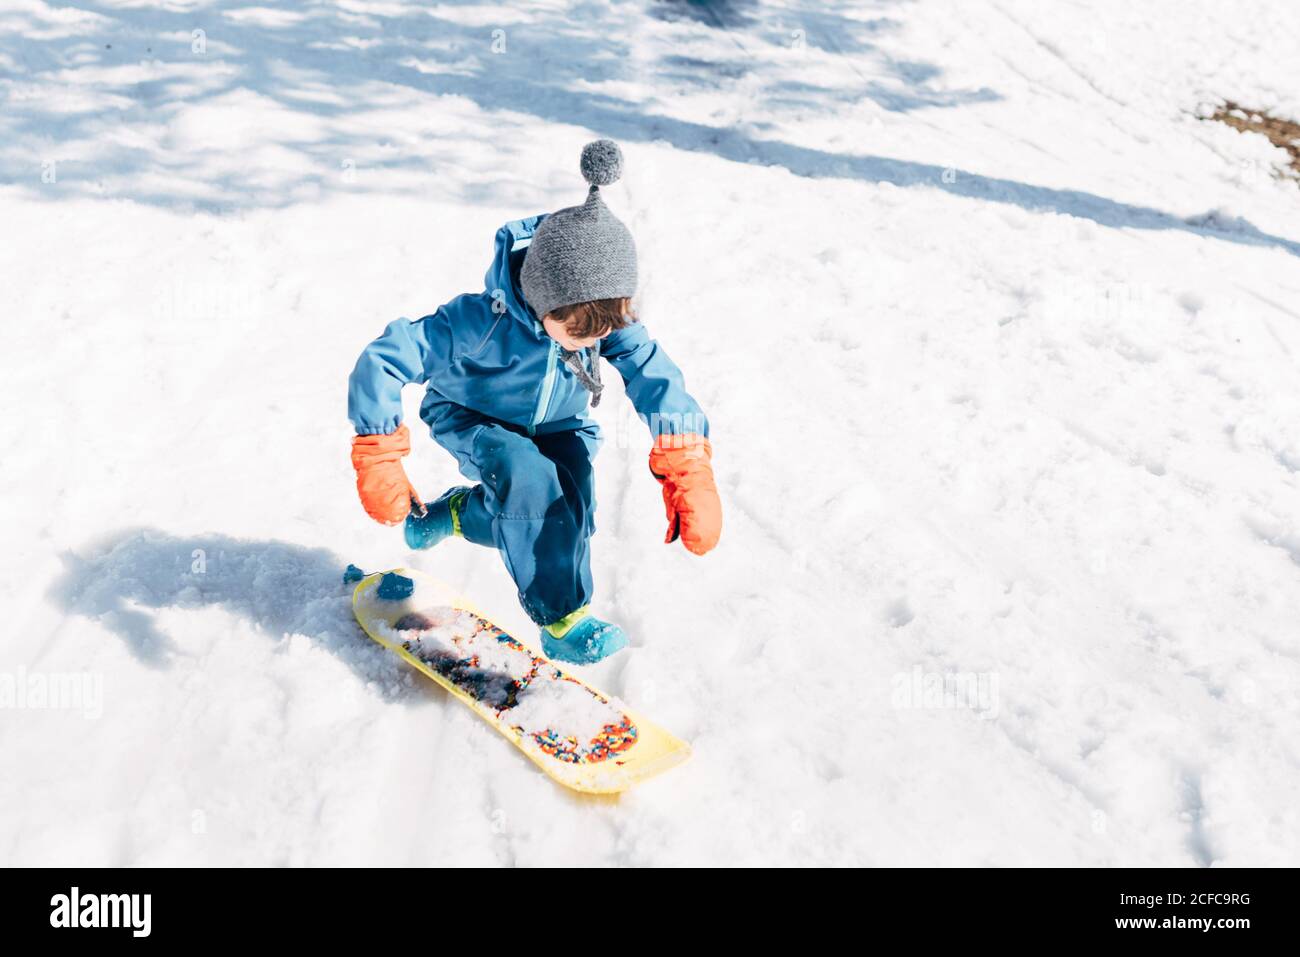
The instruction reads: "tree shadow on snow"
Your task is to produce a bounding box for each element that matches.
[2,0,1296,257]
[46,528,417,700]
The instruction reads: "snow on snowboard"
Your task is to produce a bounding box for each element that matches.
[350,567,690,793]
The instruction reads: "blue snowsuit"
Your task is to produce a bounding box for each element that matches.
[348,215,709,625]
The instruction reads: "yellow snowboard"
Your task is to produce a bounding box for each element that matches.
[352,568,690,794]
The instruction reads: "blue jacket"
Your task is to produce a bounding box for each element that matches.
[348,215,709,440]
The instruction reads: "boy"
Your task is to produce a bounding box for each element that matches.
[347,140,721,665]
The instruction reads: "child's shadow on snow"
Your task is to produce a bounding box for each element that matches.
[47,528,416,701]
[46,529,628,801]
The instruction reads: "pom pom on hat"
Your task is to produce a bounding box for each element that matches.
[580,139,623,187]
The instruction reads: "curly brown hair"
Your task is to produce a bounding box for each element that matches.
[549,297,636,339]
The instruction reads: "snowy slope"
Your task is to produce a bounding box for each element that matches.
[2,0,1299,866]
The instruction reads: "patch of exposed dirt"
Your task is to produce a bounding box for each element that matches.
[1209,100,1300,178]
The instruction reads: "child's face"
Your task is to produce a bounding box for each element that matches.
[542,314,612,351]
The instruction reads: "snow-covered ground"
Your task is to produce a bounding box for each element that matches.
[3,0,1299,866]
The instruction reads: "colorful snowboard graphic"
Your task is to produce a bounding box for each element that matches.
[351,568,691,794]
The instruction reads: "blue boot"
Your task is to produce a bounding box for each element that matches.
[405,486,472,550]
[541,607,628,665]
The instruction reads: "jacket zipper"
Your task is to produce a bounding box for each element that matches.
[528,340,559,436]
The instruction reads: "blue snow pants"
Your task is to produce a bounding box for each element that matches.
[423,401,599,626]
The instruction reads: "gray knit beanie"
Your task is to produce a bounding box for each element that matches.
[520,139,638,320]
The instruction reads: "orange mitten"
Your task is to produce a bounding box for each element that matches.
[648,433,722,556]
[351,424,420,525]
